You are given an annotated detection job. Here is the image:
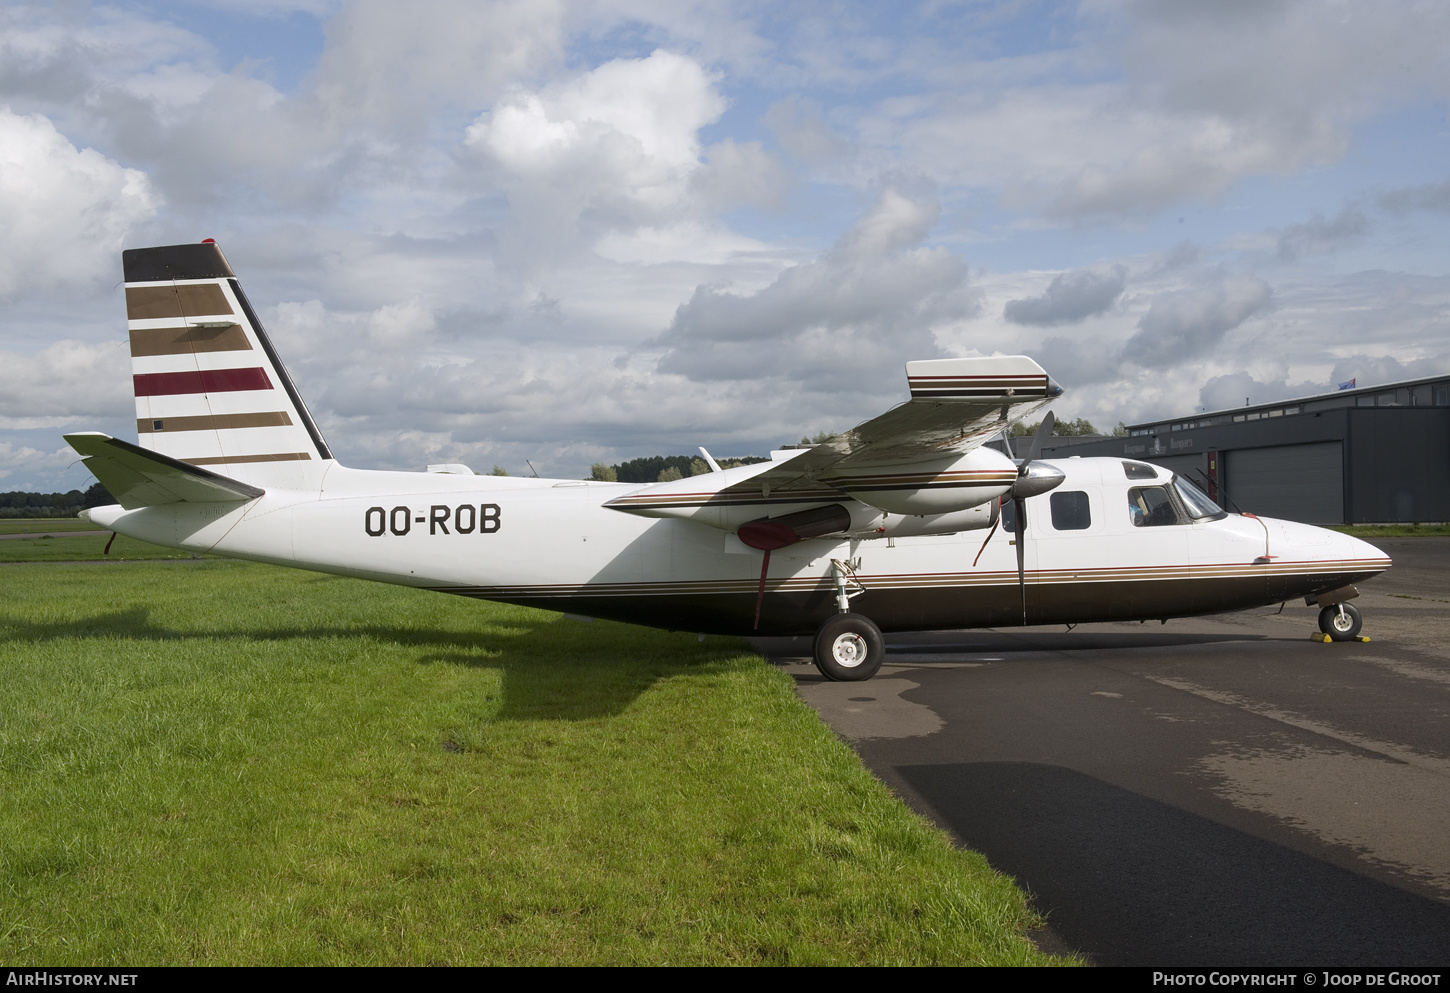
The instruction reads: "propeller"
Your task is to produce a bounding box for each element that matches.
[1011,412,1057,624]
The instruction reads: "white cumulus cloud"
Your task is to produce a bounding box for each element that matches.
[0,107,159,299]
[0,339,131,419]
[463,49,728,255]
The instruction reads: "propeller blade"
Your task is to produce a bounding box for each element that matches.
[1024,411,1056,467]
[1008,409,1053,624]
[1015,497,1027,624]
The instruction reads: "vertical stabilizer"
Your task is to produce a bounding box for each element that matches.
[123,241,333,487]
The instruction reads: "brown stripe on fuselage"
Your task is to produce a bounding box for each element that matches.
[434,566,1385,637]
[125,284,234,321]
[138,412,293,434]
[181,452,312,465]
[130,324,251,357]
[439,558,1390,602]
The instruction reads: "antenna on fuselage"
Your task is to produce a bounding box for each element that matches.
[1190,467,1242,515]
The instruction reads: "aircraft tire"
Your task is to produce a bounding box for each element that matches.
[813,613,885,682]
[1318,602,1363,641]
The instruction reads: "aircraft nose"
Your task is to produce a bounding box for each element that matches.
[1261,518,1391,576]
[1328,527,1392,573]
[1272,519,1392,576]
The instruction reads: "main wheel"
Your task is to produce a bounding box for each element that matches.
[813,613,885,682]
[1318,602,1363,641]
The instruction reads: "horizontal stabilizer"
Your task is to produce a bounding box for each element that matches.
[64,432,265,509]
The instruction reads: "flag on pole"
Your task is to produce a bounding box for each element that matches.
[1338,378,1356,390]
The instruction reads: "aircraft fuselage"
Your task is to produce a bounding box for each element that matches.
[87,455,1388,637]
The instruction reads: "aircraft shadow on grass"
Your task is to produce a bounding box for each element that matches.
[0,607,744,722]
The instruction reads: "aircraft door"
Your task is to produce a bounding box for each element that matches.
[1027,485,1125,624]
[1112,481,1191,620]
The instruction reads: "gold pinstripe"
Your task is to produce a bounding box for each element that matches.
[429,557,1391,599]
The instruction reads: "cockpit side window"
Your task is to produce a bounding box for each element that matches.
[1171,474,1227,521]
[1128,486,1180,527]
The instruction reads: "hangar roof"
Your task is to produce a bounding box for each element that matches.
[1125,374,1450,438]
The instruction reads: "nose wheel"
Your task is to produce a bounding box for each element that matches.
[1318,602,1363,641]
[813,613,885,681]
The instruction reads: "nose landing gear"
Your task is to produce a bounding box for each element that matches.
[1317,601,1363,641]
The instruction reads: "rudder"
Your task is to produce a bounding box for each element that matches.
[123,241,333,486]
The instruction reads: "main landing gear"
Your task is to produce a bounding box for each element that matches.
[1318,602,1363,641]
[813,613,885,681]
[811,559,884,681]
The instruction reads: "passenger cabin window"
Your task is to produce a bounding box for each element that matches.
[1129,486,1179,527]
[1050,491,1091,530]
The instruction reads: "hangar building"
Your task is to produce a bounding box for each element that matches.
[1038,375,1450,525]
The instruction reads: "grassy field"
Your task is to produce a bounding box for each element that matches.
[0,532,205,562]
[0,559,1063,966]
[1331,523,1450,538]
[0,517,186,566]
[0,518,105,535]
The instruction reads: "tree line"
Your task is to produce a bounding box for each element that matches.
[0,483,116,518]
[590,454,771,483]
[1010,418,1128,437]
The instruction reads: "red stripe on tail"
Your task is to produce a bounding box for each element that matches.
[134,368,273,396]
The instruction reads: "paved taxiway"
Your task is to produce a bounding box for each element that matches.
[756,537,1450,966]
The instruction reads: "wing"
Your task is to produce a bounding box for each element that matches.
[65,432,265,509]
[604,355,1060,522]
[724,354,1058,489]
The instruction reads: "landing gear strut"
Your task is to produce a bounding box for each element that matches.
[1318,602,1363,641]
[813,613,885,682]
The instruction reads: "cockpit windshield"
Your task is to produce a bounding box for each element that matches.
[1172,475,1227,520]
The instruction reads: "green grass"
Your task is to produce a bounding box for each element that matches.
[0,518,103,535]
[1330,524,1450,538]
[0,560,1062,966]
[0,533,205,563]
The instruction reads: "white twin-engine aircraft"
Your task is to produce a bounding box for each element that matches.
[67,242,1391,681]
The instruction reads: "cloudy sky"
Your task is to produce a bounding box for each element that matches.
[2,0,1448,490]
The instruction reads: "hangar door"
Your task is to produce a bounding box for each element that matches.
[1146,452,1207,481]
[1226,442,1343,524]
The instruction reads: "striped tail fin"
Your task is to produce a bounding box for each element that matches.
[123,241,333,488]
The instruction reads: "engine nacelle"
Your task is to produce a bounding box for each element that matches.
[874,502,998,538]
[832,446,1016,516]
